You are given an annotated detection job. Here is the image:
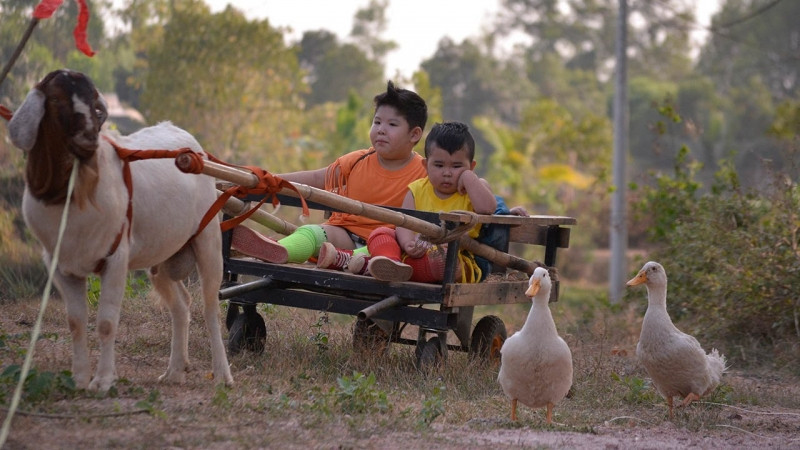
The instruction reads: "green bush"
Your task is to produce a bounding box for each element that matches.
[633,152,800,368]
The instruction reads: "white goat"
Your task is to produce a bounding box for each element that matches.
[8,69,233,392]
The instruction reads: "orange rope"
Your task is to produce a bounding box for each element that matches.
[0,105,11,121]
[104,137,309,239]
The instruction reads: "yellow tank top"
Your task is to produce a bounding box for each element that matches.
[408,177,481,238]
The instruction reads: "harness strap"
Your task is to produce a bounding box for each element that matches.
[94,137,197,273]
[0,105,12,121]
[92,137,309,273]
[177,150,310,232]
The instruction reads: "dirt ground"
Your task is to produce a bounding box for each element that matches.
[2,298,800,449]
[5,389,799,449]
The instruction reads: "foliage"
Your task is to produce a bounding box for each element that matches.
[698,0,800,102]
[476,98,610,215]
[631,147,800,366]
[0,202,47,301]
[0,365,76,404]
[417,380,445,427]
[610,373,658,405]
[630,145,701,241]
[134,389,167,419]
[140,1,307,167]
[297,30,384,108]
[87,271,151,307]
[333,371,389,415]
[497,0,695,81]
[309,312,330,352]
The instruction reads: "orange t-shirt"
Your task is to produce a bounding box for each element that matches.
[324,148,426,239]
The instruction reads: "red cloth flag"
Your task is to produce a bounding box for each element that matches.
[32,0,94,57]
[73,0,95,56]
[32,0,64,19]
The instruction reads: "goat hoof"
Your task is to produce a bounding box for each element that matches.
[73,374,91,390]
[159,369,187,384]
[88,375,116,393]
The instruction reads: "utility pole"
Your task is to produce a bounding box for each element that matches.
[609,0,628,303]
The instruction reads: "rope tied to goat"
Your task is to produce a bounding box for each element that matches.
[105,137,309,238]
[174,150,310,232]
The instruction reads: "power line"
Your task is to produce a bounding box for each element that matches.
[711,0,782,30]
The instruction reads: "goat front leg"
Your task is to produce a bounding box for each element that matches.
[90,261,127,392]
[194,233,233,385]
[53,271,91,389]
[150,265,191,383]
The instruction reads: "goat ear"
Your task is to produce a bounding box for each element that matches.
[8,88,46,152]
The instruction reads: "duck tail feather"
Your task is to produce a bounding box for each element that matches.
[707,348,728,384]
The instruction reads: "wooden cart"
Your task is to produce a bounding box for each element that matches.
[175,154,576,367]
[219,193,576,369]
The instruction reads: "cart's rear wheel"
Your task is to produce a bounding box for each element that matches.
[415,336,446,371]
[352,318,390,355]
[228,304,266,355]
[469,315,507,362]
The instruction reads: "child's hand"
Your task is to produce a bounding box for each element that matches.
[404,237,431,258]
[457,170,479,195]
[509,206,528,216]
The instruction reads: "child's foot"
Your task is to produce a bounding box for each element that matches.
[368,256,413,282]
[316,242,352,270]
[346,254,371,275]
[231,226,288,263]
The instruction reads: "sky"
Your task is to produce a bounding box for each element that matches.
[205,0,504,78]
[203,1,719,79]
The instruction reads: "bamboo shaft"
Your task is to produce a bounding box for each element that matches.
[182,157,541,274]
[219,192,297,236]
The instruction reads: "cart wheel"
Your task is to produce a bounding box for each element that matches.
[225,302,240,331]
[353,318,390,355]
[228,305,266,355]
[469,315,507,362]
[415,336,446,371]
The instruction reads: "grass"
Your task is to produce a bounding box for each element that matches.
[1,281,799,448]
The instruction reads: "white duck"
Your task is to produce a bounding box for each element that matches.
[498,267,573,423]
[627,261,727,418]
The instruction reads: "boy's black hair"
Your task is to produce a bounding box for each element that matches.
[424,121,476,161]
[373,81,428,133]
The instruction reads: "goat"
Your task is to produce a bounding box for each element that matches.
[8,69,233,392]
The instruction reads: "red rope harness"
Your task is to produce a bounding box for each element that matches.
[176,151,309,232]
[0,105,12,121]
[93,136,308,273]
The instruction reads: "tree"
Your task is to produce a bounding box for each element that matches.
[141,1,307,167]
[297,32,383,107]
[295,1,391,108]
[698,0,800,102]
[476,99,609,214]
[1,0,110,99]
[496,0,695,81]
[349,0,397,65]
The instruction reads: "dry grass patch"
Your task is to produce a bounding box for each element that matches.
[2,284,800,448]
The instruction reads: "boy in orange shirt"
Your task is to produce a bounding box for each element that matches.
[230,81,428,264]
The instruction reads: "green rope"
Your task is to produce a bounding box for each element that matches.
[0,158,80,447]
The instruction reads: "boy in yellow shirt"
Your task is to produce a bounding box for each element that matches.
[342,121,498,282]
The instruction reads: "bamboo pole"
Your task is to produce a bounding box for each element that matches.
[219,192,297,236]
[181,156,543,275]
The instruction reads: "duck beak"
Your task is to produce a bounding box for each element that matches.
[525,278,541,297]
[626,271,647,286]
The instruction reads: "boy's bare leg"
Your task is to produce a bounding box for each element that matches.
[321,225,357,250]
